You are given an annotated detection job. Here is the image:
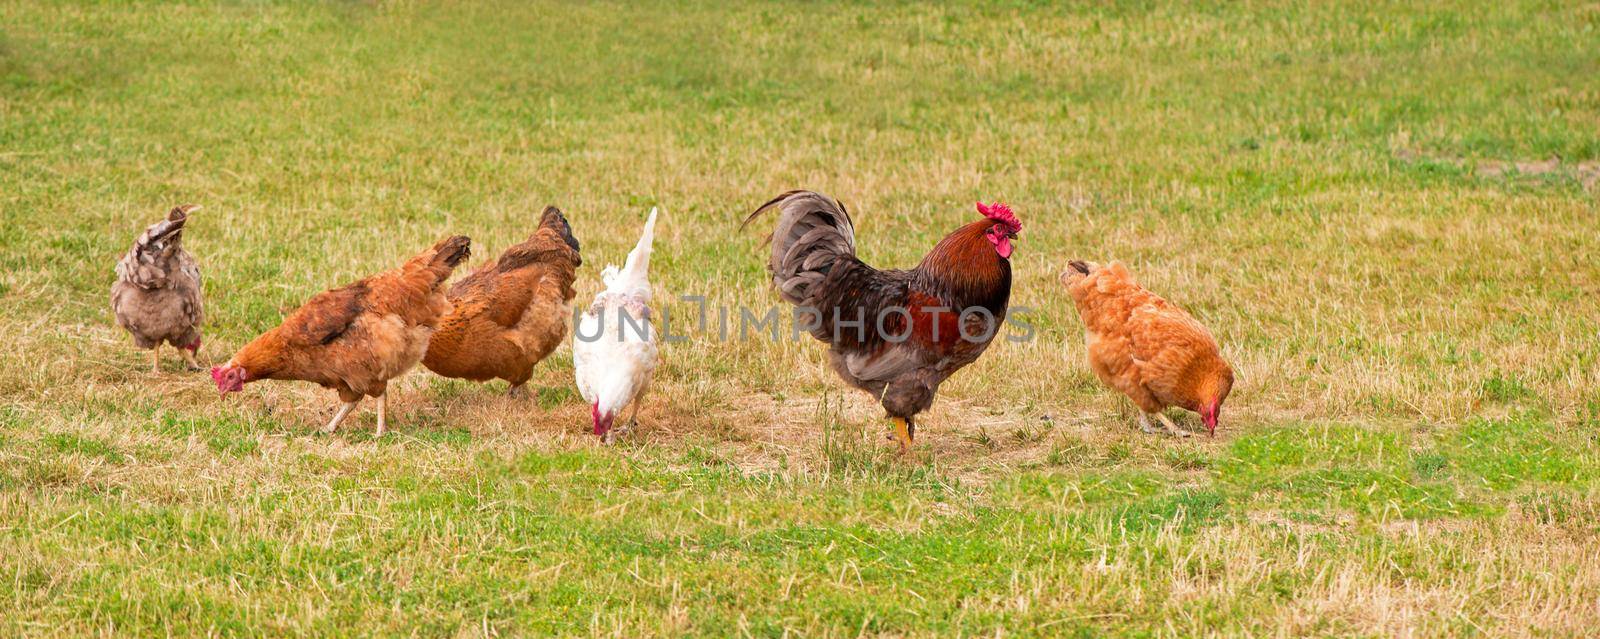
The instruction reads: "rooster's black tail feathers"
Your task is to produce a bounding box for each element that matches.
[744,190,857,306]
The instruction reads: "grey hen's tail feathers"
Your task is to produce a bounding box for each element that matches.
[134,205,198,254]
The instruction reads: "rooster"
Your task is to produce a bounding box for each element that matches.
[744,191,1020,452]
[211,235,472,435]
[423,206,582,397]
[1060,260,1234,437]
[111,205,205,372]
[573,208,659,443]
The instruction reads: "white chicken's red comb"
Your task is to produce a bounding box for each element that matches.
[977,201,1020,231]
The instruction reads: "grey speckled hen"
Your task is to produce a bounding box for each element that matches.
[111,205,205,372]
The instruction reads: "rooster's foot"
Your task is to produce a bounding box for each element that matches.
[888,417,914,454]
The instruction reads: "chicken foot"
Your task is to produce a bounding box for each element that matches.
[150,344,162,373]
[603,402,641,444]
[1139,412,1190,438]
[888,417,914,454]
[1156,413,1191,438]
[324,400,359,434]
[178,347,202,372]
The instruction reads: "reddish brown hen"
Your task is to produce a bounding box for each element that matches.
[423,206,581,396]
[1061,260,1233,437]
[211,235,472,435]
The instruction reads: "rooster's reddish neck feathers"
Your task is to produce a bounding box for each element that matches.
[914,219,1013,312]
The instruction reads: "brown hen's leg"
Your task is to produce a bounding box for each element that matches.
[150,344,162,373]
[324,401,359,434]
[1138,413,1162,435]
[507,384,527,399]
[179,347,202,372]
[1156,413,1191,438]
[374,394,388,437]
[889,417,913,453]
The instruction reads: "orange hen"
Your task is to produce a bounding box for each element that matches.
[1061,260,1233,437]
[211,235,472,435]
[423,206,581,396]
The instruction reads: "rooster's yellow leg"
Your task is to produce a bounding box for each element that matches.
[890,417,913,453]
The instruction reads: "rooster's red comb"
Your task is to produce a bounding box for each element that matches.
[977,201,1020,231]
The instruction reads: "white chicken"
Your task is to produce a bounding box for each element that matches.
[573,207,659,443]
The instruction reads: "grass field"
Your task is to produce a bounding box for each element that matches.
[3,1,1600,636]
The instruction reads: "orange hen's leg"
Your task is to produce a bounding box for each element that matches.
[150,344,162,373]
[1156,412,1190,438]
[1137,413,1162,435]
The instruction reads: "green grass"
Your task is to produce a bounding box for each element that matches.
[2,0,1599,636]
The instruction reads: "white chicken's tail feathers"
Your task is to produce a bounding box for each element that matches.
[604,207,658,296]
[623,207,658,281]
